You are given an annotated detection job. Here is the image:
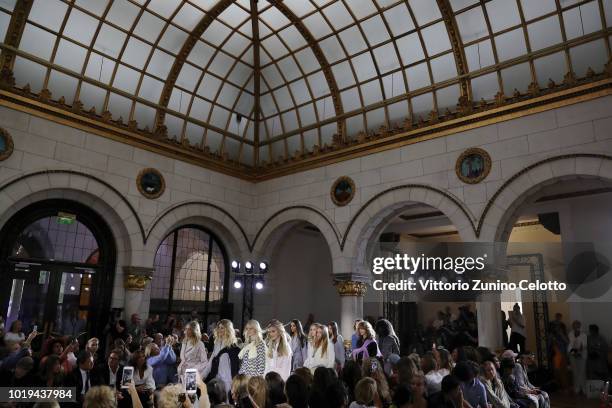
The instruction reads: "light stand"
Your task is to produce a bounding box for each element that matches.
[232,260,268,329]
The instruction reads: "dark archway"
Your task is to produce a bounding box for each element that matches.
[0,199,117,339]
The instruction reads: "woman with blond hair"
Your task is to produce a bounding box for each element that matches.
[352,321,382,365]
[203,319,240,394]
[239,320,266,377]
[247,376,267,408]
[230,373,250,404]
[178,320,208,380]
[264,319,292,380]
[304,323,335,373]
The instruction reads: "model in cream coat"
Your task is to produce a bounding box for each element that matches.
[264,320,292,380]
[178,321,208,380]
[304,323,335,373]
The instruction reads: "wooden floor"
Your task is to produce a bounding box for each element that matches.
[550,393,599,408]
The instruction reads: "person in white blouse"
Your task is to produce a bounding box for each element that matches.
[203,319,241,394]
[4,320,25,344]
[178,320,208,380]
[264,319,292,380]
[568,319,588,396]
[304,323,335,373]
[130,350,156,406]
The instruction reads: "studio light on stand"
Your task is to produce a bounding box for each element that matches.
[231,259,270,328]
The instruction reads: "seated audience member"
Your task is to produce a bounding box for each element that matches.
[265,371,287,406]
[157,375,210,408]
[422,352,444,395]
[391,383,412,408]
[84,383,142,408]
[4,320,25,343]
[1,356,36,386]
[92,350,122,389]
[309,366,337,407]
[284,374,309,408]
[481,360,517,408]
[428,374,471,408]
[349,377,380,408]
[292,367,314,387]
[130,350,156,406]
[38,354,64,387]
[342,360,363,402]
[453,361,488,408]
[408,373,427,408]
[247,376,267,408]
[500,358,535,408]
[145,335,177,387]
[85,338,100,365]
[230,374,250,405]
[65,350,95,406]
[326,380,349,408]
[362,357,392,406]
[1,334,34,372]
[207,377,231,407]
[513,352,549,408]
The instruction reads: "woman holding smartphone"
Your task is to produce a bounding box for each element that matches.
[130,350,156,407]
[238,320,266,376]
[178,320,208,380]
[351,321,382,365]
[264,319,292,380]
[289,319,307,371]
[304,323,335,373]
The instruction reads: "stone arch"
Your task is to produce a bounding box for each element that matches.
[342,184,476,277]
[144,202,250,267]
[0,170,137,308]
[477,154,612,242]
[251,206,342,270]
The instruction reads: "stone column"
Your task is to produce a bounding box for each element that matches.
[476,292,503,351]
[123,266,153,320]
[334,279,368,349]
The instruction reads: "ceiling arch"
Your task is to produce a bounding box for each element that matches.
[0,0,610,169]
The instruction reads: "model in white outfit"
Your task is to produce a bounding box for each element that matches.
[264,320,293,380]
[178,321,208,380]
[568,320,588,395]
[202,319,240,395]
[304,323,335,373]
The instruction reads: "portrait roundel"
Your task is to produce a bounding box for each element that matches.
[456,148,491,184]
[331,176,356,207]
[0,128,14,161]
[137,168,165,199]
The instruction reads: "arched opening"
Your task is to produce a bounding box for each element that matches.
[149,225,230,327]
[363,202,470,354]
[0,199,116,338]
[498,175,612,371]
[251,221,338,327]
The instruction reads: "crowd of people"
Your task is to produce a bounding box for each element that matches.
[0,307,610,408]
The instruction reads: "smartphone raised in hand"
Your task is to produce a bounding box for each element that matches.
[121,366,134,389]
[185,368,197,395]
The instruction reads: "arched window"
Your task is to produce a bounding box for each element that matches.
[149,226,228,322]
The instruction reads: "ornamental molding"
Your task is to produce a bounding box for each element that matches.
[334,280,368,297]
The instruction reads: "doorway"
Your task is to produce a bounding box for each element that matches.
[0,199,116,339]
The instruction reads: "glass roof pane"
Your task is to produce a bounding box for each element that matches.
[430,53,457,82]
[20,23,55,61]
[471,72,499,100]
[0,11,10,40]
[284,0,316,17]
[339,26,368,55]
[341,87,361,111]
[361,14,391,46]
[495,28,527,61]
[449,0,478,12]
[408,0,442,25]
[106,0,140,30]
[139,75,164,103]
[527,15,563,51]
[85,52,114,83]
[147,0,181,19]
[323,1,353,31]
[534,52,566,86]
[134,11,165,40]
[79,83,106,112]
[352,53,378,82]
[411,92,434,117]
[303,12,333,39]
[384,3,415,36]
[373,43,401,74]
[464,39,495,71]
[320,36,346,63]
[160,25,188,54]
[54,39,87,73]
[95,24,127,58]
[348,0,377,19]
[147,49,174,77]
[501,62,532,94]
[361,80,384,105]
[421,22,451,55]
[333,61,357,88]
[277,57,302,81]
[563,2,602,40]
[382,71,405,98]
[456,6,488,43]
[114,64,140,94]
[570,39,608,76]
[520,0,556,20]
[28,0,67,32]
[64,8,98,45]
[122,37,151,69]
[396,33,425,65]
[485,0,521,33]
[278,25,307,50]
[295,48,320,74]
[173,3,204,31]
[436,84,460,111]
[406,62,431,90]
[13,56,46,92]
[47,70,78,103]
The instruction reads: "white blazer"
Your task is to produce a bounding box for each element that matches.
[264,341,292,381]
[304,341,335,373]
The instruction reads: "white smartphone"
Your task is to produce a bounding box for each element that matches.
[121,366,134,389]
[185,368,197,395]
[33,325,38,332]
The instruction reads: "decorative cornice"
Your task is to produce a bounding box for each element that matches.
[0,67,609,182]
[123,266,154,291]
[334,280,368,297]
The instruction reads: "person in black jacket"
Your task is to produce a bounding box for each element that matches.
[64,350,94,407]
[92,349,122,389]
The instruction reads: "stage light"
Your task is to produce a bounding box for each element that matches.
[245,261,253,273]
[259,261,268,272]
[231,260,239,269]
[233,278,243,289]
[255,277,264,290]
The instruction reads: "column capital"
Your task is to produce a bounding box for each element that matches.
[122,266,154,291]
[334,280,368,297]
